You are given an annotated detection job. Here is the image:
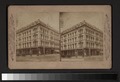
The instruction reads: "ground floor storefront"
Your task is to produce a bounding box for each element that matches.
[61,48,103,57]
[16,47,59,56]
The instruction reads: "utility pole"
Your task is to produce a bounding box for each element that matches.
[43,30,45,55]
[59,13,63,61]
[59,26,61,61]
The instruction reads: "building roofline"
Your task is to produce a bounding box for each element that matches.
[16,19,59,34]
[61,20,103,35]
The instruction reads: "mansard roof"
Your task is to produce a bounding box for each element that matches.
[16,19,59,34]
[61,20,103,34]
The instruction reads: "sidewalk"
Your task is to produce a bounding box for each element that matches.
[61,56,84,62]
[16,54,60,62]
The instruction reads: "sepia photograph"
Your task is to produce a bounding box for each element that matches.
[15,12,60,62]
[8,5,111,69]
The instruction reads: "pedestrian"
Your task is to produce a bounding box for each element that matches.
[75,51,78,58]
[30,50,32,57]
[39,51,41,55]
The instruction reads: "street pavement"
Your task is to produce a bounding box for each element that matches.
[16,54,103,62]
[16,54,60,62]
[61,56,84,62]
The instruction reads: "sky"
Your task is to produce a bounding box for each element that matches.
[15,11,104,32]
[60,12,104,32]
[16,11,59,31]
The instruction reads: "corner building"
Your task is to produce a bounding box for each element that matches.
[61,20,103,57]
[16,19,60,56]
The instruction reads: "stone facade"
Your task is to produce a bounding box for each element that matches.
[61,20,103,57]
[16,19,60,56]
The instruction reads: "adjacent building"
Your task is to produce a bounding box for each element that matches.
[16,19,60,56]
[61,20,103,57]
